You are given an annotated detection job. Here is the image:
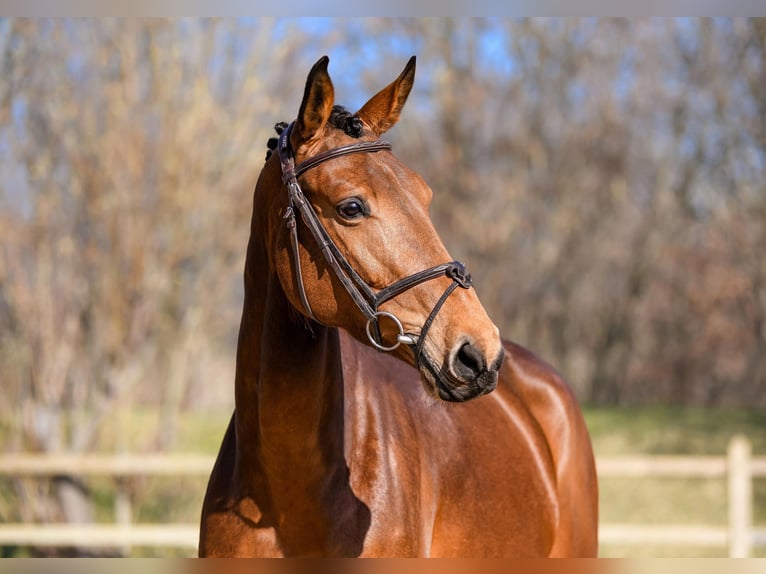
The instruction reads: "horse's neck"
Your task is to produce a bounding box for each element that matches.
[233,236,347,493]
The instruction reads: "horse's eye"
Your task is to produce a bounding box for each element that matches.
[337,198,368,220]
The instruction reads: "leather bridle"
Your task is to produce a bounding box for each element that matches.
[277,122,472,363]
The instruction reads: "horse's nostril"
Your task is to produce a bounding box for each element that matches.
[454,341,487,381]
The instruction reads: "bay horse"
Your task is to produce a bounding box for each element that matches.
[199,56,598,557]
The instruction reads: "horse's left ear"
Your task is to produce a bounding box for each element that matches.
[355,56,416,137]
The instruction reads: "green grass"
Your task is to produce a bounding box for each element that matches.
[2,405,766,557]
[583,405,766,456]
[82,407,232,454]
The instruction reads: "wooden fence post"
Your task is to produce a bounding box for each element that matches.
[114,478,133,556]
[728,434,752,558]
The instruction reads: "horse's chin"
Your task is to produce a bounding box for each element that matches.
[417,349,497,403]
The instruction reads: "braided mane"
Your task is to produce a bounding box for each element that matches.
[265,106,363,161]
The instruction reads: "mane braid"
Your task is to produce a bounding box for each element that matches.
[329,105,364,138]
[264,107,363,161]
[264,122,288,161]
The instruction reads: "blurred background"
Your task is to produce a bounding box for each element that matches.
[0,18,764,557]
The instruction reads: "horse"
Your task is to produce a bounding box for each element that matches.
[198,56,598,557]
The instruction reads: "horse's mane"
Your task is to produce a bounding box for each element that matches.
[265,106,363,161]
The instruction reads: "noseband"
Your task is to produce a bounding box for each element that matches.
[277,122,472,363]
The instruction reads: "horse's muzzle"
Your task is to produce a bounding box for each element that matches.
[421,344,504,403]
[436,370,498,402]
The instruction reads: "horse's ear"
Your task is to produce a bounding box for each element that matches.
[355,56,416,137]
[292,55,335,149]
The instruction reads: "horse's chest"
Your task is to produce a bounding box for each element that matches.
[347,396,559,557]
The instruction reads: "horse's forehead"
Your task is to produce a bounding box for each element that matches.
[298,126,360,158]
[346,157,427,205]
[304,139,424,195]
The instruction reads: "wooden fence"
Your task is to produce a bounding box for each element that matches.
[0,435,764,557]
[597,435,766,557]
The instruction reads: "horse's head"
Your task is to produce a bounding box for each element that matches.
[259,56,503,402]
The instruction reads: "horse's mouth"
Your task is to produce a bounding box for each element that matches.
[415,346,498,402]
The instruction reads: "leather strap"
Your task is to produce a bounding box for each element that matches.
[294,141,392,179]
[415,281,461,364]
[283,205,317,322]
[375,261,471,307]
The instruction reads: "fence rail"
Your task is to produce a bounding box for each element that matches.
[0,453,214,476]
[0,435,764,556]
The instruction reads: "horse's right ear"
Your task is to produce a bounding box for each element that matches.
[355,56,416,137]
[292,56,335,150]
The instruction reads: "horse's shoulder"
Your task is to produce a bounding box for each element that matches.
[501,339,578,406]
[498,339,592,465]
[499,341,598,556]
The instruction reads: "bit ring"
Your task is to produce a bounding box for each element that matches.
[366,311,414,351]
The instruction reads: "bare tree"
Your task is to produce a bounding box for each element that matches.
[348,18,766,406]
[0,18,319,550]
